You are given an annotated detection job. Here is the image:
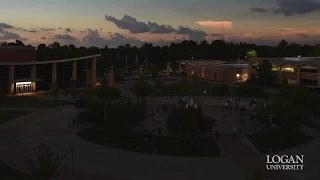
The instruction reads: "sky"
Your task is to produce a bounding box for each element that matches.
[1,0,320,48]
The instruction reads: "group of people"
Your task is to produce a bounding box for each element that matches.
[152,104,172,115]
[224,97,240,111]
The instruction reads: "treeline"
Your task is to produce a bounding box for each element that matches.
[1,39,320,75]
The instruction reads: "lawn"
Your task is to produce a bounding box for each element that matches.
[0,161,33,180]
[1,96,73,108]
[247,128,314,153]
[0,110,32,125]
[301,118,320,130]
[153,81,237,96]
[77,126,221,157]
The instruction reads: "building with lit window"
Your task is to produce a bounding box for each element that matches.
[0,46,100,94]
[248,57,320,87]
[176,60,248,82]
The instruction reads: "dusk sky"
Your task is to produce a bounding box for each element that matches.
[1,0,320,47]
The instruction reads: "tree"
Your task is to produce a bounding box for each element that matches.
[150,68,158,79]
[98,79,121,100]
[131,78,152,102]
[161,85,181,98]
[256,59,275,85]
[102,100,146,140]
[155,79,162,88]
[26,143,66,180]
[166,107,215,151]
[246,50,258,58]
[213,83,229,98]
[236,82,266,100]
[265,86,308,132]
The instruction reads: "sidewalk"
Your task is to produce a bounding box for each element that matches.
[220,137,295,180]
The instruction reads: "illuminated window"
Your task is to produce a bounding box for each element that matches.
[272,67,280,71]
[282,67,295,72]
[191,71,194,75]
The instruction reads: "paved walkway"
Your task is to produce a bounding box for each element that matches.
[220,137,295,180]
[0,105,245,180]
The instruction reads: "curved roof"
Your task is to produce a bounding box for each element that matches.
[177,59,225,65]
[0,54,101,65]
[249,59,320,68]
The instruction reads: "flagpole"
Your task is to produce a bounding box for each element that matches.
[145,56,147,73]
[126,55,128,75]
[136,55,139,75]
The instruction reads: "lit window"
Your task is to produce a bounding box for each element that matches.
[191,71,194,75]
[272,67,280,71]
[282,67,294,72]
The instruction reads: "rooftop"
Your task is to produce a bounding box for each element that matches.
[250,59,320,67]
[0,54,101,65]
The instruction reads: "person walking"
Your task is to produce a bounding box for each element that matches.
[225,101,228,110]
[215,131,220,142]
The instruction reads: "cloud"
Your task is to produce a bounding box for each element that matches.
[268,27,320,36]
[58,27,62,29]
[212,34,224,37]
[0,23,15,29]
[65,28,71,33]
[104,14,208,42]
[298,33,309,37]
[175,26,207,42]
[273,0,320,16]
[40,28,55,31]
[54,34,77,40]
[250,7,268,13]
[41,36,46,40]
[147,22,175,33]
[105,15,150,33]
[0,27,26,40]
[79,30,86,34]
[83,28,144,47]
[195,20,232,29]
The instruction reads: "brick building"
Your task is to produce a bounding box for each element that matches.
[0,46,99,94]
[177,60,248,82]
[248,57,320,88]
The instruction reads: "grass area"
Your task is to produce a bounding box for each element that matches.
[301,118,320,130]
[77,126,221,157]
[0,161,33,180]
[61,89,100,97]
[0,110,32,125]
[153,81,237,96]
[247,128,314,153]
[1,96,73,108]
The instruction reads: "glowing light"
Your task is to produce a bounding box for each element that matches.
[16,81,31,85]
[236,74,240,77]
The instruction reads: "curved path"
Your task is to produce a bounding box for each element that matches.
[0,105,246,180]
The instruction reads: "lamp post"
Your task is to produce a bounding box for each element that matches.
[236,74,240,81]
[269,114,274,127]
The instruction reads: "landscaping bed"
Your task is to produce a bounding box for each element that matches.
[77,126,221,157]
[1,96,72,108]
[0,110,32,125]
[0,161,33,180]
[247,128,314,153]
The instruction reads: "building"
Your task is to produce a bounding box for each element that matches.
[0,46,100,94]
[176,60,248,82]
[248,57,320,88]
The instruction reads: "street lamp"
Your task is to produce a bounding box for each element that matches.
[236,74,240,81]
[192,57,193,60]
[269,114,274,127]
